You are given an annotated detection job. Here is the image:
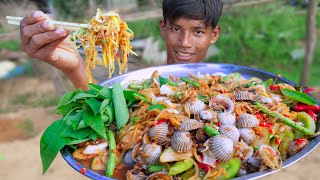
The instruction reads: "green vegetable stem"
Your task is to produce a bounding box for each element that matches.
[181,77,200,87]
[253,102,315,135]
[106,130,116,177]
[203,125,220,137]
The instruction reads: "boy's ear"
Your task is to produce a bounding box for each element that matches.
[210,26,221,44]
[159,19,166,39]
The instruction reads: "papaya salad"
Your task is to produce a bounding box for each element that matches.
[70,9,137,82]
[40,71,319,179]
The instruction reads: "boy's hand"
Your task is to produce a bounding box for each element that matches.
[19,10,82,74]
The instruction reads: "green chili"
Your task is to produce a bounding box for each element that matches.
[203,125,220,137]
[128,84,143,90]
[147,164,163,173]
[181,77,200,87]
[133,93,152,104]
[106,130,116,177]
[253,102,315,135]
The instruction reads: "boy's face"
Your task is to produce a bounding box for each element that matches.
[160,17,221,64]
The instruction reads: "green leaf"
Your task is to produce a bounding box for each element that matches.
[85,98,102,115]
[159,76,179,86]
[82,110,107,139]
[261,78,274,89]
[88,83,112,99]
[280,88,317,105]
[56,102,81,115]
[40,120,72,174]
[57,89,82,107]
[65,111,83,130]
[104,105,114,123]
[60,126,94,140]
[148,104,167,111]
[143,78,152,88]
[222,72,242,82]
[77,120,87,130]
[67,138,90,145]
[100,99,111,112]
[112,83,129,129]
[89,133,102,141]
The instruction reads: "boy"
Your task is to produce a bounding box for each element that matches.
[19,0,223,89]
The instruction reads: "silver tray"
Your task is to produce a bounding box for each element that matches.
[61,63,320,180]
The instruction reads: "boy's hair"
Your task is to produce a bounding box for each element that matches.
[162,0,223,29]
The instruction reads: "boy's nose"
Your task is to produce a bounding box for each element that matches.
[178,32,192,48]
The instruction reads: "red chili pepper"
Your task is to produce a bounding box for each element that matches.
[304,87,315,93]
[275,138,281,145]
[217,121,222,127]
[80,168,87,175]
[256,113,265,121]
[307,110,317,121]
[259,122,274,134]
[197,162,213,173]
[156,119,168,125]
[295,138,307,145]
[294,105,320,112]
[270,85,280,91]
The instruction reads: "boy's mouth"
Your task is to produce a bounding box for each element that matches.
[175,51,194,61]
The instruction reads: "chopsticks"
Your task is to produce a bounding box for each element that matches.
[6,16,89,30]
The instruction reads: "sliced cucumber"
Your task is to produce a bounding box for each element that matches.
[294,112,316,139]
[91,152,107,171]
[216,158,241,180]
[168,159,193,176]
[160,146,193,163]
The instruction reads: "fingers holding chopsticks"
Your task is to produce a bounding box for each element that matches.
[19,11,68,57]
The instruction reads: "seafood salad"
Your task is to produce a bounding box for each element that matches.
[40,71,319,180]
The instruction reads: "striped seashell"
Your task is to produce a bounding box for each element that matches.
[234,91,254,101]
[185,99,206,114]
[149,122,169,145]
[239,128,256,145]
[147,171,172,180]
[208,135,234,162]
[209,95,234,113]
[199,110,218,122]
[132,143,142,162]
[219,125,240,145]
[287,139,309,157]
[139,143,162,165]
[237,113,259,128]
[179,119,204,132]
[171,131,193,153]
[123,149,136,166]
[218,112,236,126]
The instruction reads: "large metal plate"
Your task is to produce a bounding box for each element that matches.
[61,63,320,180]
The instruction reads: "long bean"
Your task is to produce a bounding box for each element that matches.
[181,77,200,87]
[253,102,315,135]
[106,130,116,177]
[203,125,220,137]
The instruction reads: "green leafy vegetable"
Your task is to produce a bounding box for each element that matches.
[159,76,179,86]
[112,83,129,129]
[85,98,102,115]
[82,110,107,139]
[261,78,273,89]
[40,120,72,174]
[148,104,167,111]
[280,88,317,105]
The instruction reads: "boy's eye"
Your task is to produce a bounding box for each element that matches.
[195,30,204,34]
[173,27,180,32]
